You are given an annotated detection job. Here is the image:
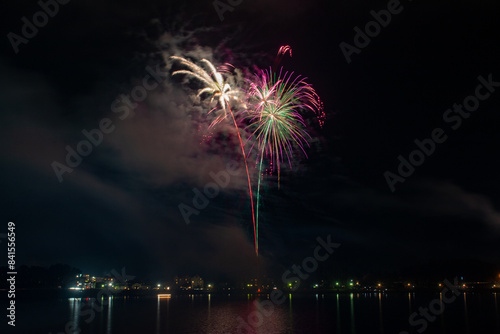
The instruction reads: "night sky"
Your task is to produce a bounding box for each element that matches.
[1,0,499,282]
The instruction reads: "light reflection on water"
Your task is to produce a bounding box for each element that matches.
[378,292,384,334]
[156,296,160,334]
[68,297,81,330]
[439,291,445,331]
[350,293,355,334]
[336,293,341,333]
[107,296,112,334]
[463,292,470,334]
[29,291,500,334]
[495,293,500,330]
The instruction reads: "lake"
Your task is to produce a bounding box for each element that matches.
[11,292,500,333]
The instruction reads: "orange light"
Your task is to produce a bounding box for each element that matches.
[158,294,171,299]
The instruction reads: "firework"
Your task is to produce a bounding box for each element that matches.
[246,53,323,253]
[170,56,240,127]
[170,48,324,256]
[171,56,258,255]
[247,68,321,172]
[273,45,292,71]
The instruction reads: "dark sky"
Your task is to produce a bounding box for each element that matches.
[1,0,499,282]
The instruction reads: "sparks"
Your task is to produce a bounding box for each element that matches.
[246,50,323,253]
[171,56,258,255]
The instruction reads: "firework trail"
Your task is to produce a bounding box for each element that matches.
[246,47,323,254]
[170,56,258,255]
[272,45,292,71]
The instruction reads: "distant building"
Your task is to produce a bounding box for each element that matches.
[71,274,116,290]
[73,274,92,290]
[131,283,150,290]
[191,275,204,290]
[92,276,115,289]
[175,275,205,290]
[175,276,191,290]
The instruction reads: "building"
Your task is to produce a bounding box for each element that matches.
[191,275,204,290]
[175,276,191,290]
[131,283,150,290]
[175,275,205,290]
[72,274,92,290]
